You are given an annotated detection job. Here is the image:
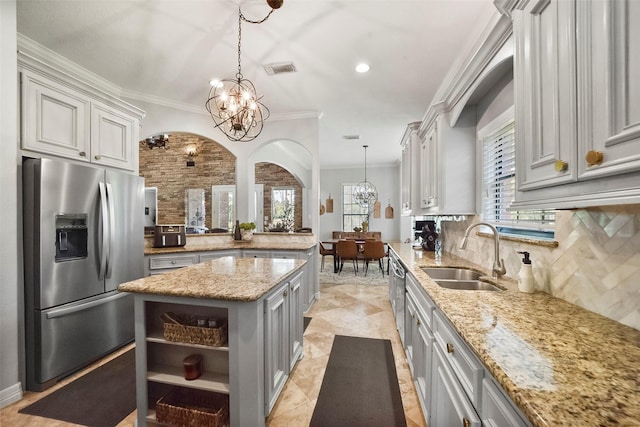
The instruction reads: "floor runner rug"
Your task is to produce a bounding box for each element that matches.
[20,348,136,427]
[310,335,406,427]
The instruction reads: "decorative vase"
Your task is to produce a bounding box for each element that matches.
[362,221,368,232]
[241,230,253,241]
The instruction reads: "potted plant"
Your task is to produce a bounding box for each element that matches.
[239,222,256,241]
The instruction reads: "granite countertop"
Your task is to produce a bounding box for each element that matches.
[119,256,307,301]
[389,243,640,427]
[144,233,316,255]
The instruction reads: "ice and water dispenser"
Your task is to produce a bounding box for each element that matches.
[55,214,88,262]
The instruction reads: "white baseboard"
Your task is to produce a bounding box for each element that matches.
[0,382,23,408]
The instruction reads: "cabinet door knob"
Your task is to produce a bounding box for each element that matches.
[79,151,86,157]
[94,155,101,160]
[416,318,421,326]
[586,150,603,166]
[446,343,454,353]
[463,418,471,427]
[554,160,568,172]
[171,260,176,264]
[283,290,288,297]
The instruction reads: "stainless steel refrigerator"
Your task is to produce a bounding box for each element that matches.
[23,157,144,391]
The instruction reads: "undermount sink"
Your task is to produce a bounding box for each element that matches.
[421,267,502,292]
[434,279,502,292]
[420,267,482,281]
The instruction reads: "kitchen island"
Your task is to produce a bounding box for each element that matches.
[390,243,640,427]
[118,256,307,427]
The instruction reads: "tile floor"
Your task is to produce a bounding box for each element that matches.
[1,281,426,426]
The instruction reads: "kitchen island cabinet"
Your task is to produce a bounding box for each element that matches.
[389,243,640,427]
[119,256,306,427]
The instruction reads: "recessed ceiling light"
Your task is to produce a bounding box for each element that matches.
[355,63,370,73]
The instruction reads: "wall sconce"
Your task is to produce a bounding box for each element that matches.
[185,145,198,167]
[141,134,169,149]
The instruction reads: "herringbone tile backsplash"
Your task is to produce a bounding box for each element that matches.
[443,205,640,331]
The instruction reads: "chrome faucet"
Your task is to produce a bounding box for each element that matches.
[459,222,506,279]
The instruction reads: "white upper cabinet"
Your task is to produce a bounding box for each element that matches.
[19,52,144,172]
[419,122,438,210]
[401,122,421,215]
[576,0,640,180]
[416,109,476,215]
[512,0,640,209]
[513,0,578,190]
[90,101,138,170]
[21,70,91,161]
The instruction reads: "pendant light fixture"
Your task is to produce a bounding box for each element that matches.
[205,2,282,142]
[354,145,378,211]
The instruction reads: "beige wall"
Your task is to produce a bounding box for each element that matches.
[442,205,640,331]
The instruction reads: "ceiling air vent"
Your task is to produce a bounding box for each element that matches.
[342,135,360,140]
[264,62,297,76]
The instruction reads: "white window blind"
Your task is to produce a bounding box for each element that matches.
[482,120,554,230]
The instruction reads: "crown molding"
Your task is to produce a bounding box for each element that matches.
[122,89,320,122]
[17,33,122,97]
[419,9,513,134]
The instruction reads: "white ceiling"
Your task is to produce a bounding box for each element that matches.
[16,0,497,169]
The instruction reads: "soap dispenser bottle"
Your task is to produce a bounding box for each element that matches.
[517,251,535,293]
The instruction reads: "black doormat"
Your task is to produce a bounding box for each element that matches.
[310,335,406,427]
[304,316,312,332]
[20,348,136,427]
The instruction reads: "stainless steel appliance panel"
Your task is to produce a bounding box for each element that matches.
[23,158,106,309]
[36,291,133,386]
[104,170,144,291]
[391,254,406,344]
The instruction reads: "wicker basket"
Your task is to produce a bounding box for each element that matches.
[156,388,229,427]
[162,313,227,347]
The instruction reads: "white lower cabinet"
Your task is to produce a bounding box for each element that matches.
[264,271,303,414]
[146,254,198,276]
[405,285,434,424]
[395,270,532,427]
[482,377,530,427]
[432,344,482,427]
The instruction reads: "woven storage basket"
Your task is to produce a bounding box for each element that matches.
[156,388,229,427]
[162,313,227,347]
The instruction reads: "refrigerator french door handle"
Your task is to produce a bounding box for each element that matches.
[98,182,109,279]
[45,292,130,319]
[105,182,116,279]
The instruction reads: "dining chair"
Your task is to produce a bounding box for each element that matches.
[318,242,334,272]
[362,240,386,277]
[336,239,359,275]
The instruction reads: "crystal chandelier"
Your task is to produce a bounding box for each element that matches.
[354,145,378,211]
[205,2,282,142]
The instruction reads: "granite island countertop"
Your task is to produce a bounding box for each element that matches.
[144,233,316,255]
[389,243,640,427]
[119,256,307,301]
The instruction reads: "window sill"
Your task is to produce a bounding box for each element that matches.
[476,231,559,248]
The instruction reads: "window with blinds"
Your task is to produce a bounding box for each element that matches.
[482,119,554,233]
